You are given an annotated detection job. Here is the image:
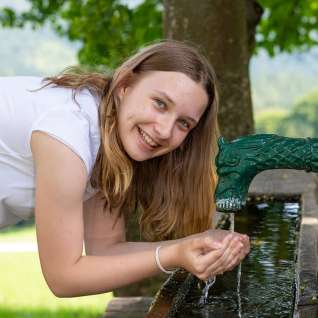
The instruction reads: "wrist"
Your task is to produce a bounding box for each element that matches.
[157,240,180,273]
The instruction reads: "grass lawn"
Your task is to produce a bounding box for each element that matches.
[0,223,36,242]
[0,223,113,318]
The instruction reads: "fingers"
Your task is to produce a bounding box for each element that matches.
[228,232,250,258]
[203,231,250,255]
[194,234,234,280]
[201,235,223,251]
[190,236,223,258]
[211,236,243,273]
[198,234,249,280]
[224,247,244,272]
[185,231,251,281]
[225,234,249,266]
[191,249,224,281]
[240,234,250,254]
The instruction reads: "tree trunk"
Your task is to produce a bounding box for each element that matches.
[164,0,262,140]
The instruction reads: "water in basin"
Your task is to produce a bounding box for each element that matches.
[176,200,300,318]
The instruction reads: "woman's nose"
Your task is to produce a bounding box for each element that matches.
[154,115,175,140]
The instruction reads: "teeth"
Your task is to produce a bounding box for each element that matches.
[139,128,159,147]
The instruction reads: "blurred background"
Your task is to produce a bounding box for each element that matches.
[0,0,317,317]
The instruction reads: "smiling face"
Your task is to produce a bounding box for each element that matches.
[117,71,209,161]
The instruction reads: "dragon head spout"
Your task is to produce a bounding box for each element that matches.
[215,134,274,212]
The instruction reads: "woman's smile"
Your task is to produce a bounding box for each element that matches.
[137,126,160,149]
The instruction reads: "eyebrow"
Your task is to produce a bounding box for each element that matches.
[154,90,198,125]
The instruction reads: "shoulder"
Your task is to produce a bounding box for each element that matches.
[30,106,97,177]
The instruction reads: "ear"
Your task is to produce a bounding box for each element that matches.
[117,85,127,102]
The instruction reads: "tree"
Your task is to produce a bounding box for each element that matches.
[256,0,318,55]
[1,1,317,138]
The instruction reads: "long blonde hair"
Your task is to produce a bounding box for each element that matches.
[44,39,220,241]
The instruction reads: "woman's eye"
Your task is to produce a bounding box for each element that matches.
[153,98,166,110]
[179,119,190,130]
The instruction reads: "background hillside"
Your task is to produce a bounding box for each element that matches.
[250,49,318,111]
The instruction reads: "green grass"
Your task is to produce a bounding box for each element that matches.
[0,307,107,318]
[0,221,36,242]
[0,224,113,318]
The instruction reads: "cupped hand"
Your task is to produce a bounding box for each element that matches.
[205,229,250,256]
[176,229,250,281]
[204,233,248,277]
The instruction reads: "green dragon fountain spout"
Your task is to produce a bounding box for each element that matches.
[215,134,318,212]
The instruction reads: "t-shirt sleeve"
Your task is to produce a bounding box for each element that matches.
[30,107,93,176]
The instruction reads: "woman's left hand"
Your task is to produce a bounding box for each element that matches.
[203,228,249,249]
[202,229,250,275]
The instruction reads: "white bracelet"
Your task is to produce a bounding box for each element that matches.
[155,245,175,275]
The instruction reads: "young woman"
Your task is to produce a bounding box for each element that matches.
[0,39,249,297]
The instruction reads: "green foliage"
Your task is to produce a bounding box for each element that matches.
[257,0,318,55]
[255,108,289,135]
[0,0,163,68]
[0,0,317,65]
[255,90,318,137]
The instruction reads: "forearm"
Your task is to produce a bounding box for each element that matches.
[54,239,180,297]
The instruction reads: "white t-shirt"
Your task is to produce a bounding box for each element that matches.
[0,76,101,229]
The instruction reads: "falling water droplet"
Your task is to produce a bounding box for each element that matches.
[199,276,216,306]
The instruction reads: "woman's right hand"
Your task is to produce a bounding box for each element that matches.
[174,230,249,281]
